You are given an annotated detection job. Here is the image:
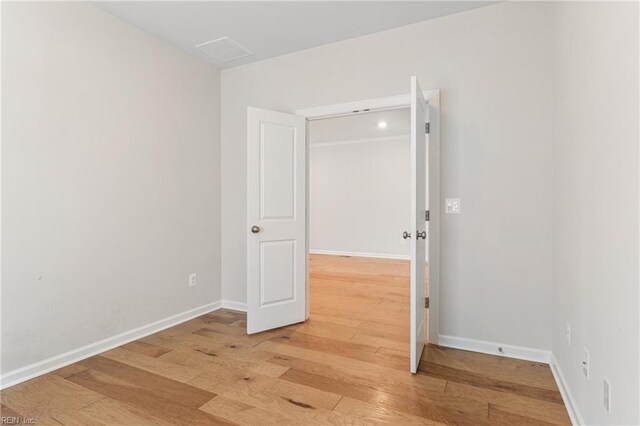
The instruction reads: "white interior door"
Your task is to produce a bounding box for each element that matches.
[410,77,428,373]
[247,107,307,334]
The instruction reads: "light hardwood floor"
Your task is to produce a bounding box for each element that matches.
[1,254,570,425]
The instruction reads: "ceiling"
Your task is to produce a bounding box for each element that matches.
[93,1,494,69]
[309,108,410,145]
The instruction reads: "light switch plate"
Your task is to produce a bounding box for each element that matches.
[446,198,461,214]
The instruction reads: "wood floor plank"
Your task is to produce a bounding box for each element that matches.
[333,396,444,425]
[200,310,247,325]
[311,304,408,327]
[226,374,342,411]
[78,397,173,425]
[67,369,229,426]
[101,347,203,383]
[194,321,295,347]
[162,340,289,378]
[264,332,410,370]
[265,331,389,365]
[280,367,490,425]
[350,332,409,349]
[50,363,89,379]
[307,313,362,328]
[419,361,563,404]
[192,326,288,349]
[137,318,208,349]
[488,403,556,425]
[445,381,571,425]
[199,395,291,425]
[75,356,213,408]
[358,319,408,337]
[0,403,25,420]
[179,332,282,364]
[35,408,108,426]
[288,319,358,341]
[263,346,447,394]
[1,374,104,421]
[158,347,288,394]
[374,345,410,369]
[121,340,173,358]
[215,379,361,425]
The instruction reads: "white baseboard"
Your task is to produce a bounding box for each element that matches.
[310,249,410,260]
[550,353,583,426]
[0,301,222,390]
[221,300,247,312]
[437,334,551,364]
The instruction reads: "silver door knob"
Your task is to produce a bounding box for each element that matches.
[251,225,261,234]
[417,231,427,239]
[402,231,411,239]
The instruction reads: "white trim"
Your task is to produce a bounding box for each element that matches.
[310,249,410,260]
[310,134,409,148]
[296,90,439,120]
[437,334,551,364]
[550,353,584,426]
[0,301,222,390]
[221,300,247,312]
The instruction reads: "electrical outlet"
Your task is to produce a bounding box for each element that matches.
[603,379,611,413]
[566,322,571,346]
[189,273,197,287]
[582,348,590,379]
[445,198,461,214]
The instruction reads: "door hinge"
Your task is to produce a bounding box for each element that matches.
[425,297,430,309]
[425,210,430,221]
[425,123,430,134]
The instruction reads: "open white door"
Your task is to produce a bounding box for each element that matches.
[410,77,428,373]
[247,107,307,334]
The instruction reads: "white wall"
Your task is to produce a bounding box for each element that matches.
[1,2,221,374]
[552,2,639,424]
[221,2,555,350]
[310,137,410,258]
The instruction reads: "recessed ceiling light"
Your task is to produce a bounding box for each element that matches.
[377,121,388,129]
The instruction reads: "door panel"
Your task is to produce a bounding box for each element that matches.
[260,122,296,219]
[260,240,296,306]
[410,77,427,373]
[247,107,306,334]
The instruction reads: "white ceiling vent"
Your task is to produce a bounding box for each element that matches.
[195,37,253,63]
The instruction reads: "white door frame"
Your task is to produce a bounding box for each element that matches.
[295,89,441,344]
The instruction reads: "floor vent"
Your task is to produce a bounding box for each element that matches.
[195,36,253,63]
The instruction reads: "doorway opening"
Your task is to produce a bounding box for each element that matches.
[306,107,414,369]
